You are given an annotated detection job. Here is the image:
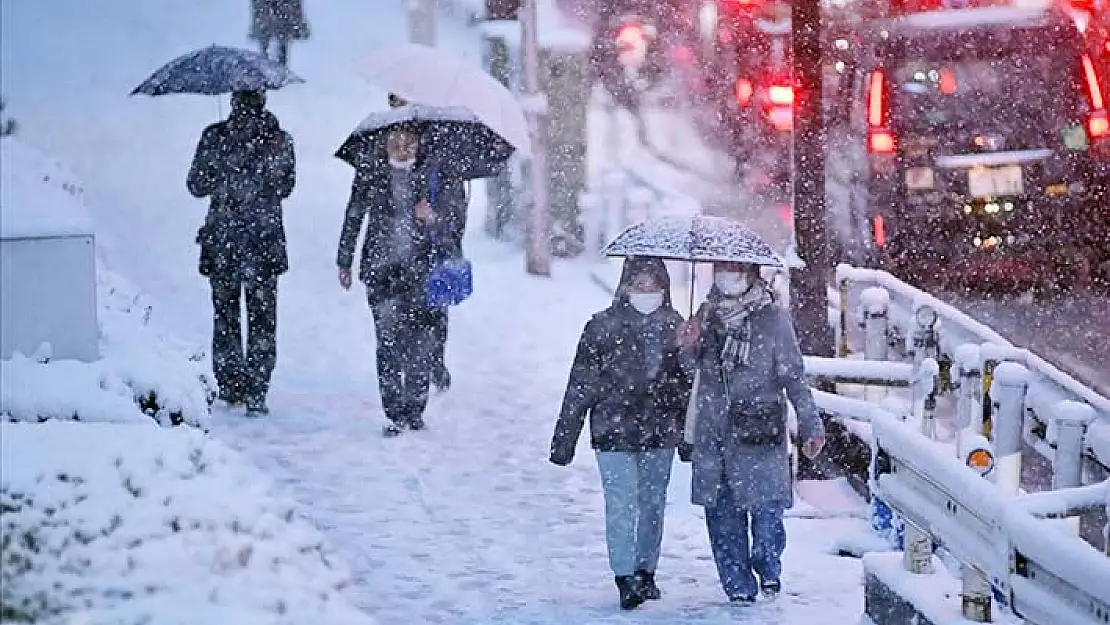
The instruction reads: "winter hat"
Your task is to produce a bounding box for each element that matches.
[616,256,672,307]
[231,90,266,112]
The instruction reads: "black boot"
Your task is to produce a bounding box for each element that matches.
[615,575,645,611]
[244,395,269,416]
[635,569,661,600]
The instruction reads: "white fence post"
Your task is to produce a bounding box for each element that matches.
[954,343,984,450]
[861,287,890,402]
[991,362,1029,496]
[862,286,890,362]
[914,358,940,440]
[1053,400,1095,536]
[962,566,993,622]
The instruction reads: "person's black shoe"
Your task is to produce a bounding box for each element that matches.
[615,575,646,611]
[729,594,757,605]
[760,579,781,597]
[407,415,426,431]
[431,366,451,392]
[244,396,269,416]
[382,423,405,438]
[217,386,244,406]
[635,570,661,600]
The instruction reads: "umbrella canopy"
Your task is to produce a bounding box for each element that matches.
[130,45,304,96]
[335,104,514,179]
[603,215,784,266]
[357,43,531,156]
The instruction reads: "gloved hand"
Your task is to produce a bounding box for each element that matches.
[677,442,694,463]
[549,446,574,467]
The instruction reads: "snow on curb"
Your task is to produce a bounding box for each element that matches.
[1,265,213,429]
[0,421,378,625]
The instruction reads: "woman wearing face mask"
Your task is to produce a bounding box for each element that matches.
[549,257,693,610]
[676,261,826,605]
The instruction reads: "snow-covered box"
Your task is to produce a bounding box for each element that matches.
[0,137,98,362]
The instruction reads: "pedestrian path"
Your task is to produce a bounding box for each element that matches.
[2,1,873,622]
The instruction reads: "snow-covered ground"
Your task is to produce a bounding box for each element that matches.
[2,1,876,622]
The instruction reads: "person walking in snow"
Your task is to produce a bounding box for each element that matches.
[549,256,693,610]
[249,0,309,66]
[187,90,295,416]
[337,123,451,436]
[386,93,464,392]
[675,260,826,605]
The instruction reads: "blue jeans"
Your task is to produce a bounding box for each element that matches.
[595,448,675,577]
[703,483,786,599]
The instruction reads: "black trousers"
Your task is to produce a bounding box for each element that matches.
[211,275,278,401]
[432,307,448,376]
[370,294,440,425]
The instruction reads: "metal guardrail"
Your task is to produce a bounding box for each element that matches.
[872,408,1110,625]
[833,264,1110,476]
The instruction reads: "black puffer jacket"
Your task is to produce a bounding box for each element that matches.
[551,257,693,457]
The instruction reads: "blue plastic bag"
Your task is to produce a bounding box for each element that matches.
[424,168,473,308]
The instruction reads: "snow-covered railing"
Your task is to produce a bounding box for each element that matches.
[870,407,1110,624]
[833,264,1110,477]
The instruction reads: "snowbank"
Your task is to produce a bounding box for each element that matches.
[1,266,213,428]
[0,421,377,625]
[0,137,91,239]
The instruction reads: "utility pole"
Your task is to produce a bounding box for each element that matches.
[482,0,520,240]
[521,0,552,276]
[791,0,834,357]
[408,0,436,45]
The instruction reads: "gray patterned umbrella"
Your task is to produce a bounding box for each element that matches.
[130,45,303,96]
[603,215,784,266]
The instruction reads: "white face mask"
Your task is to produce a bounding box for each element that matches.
[389,157,416,170]
[714,271,751,296]
[628,292,664,315]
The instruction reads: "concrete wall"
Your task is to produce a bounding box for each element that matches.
[1,234,99,362]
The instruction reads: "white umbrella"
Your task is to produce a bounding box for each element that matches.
[357,43,532,157]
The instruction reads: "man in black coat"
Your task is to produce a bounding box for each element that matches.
[387,93,468,392]
[337,124,455,436]
[187,90,295,415]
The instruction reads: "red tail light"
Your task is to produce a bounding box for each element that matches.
[617,24,644,47]
[735,78,754,106]
[768,107,793,131]
[872,214,887,248]
[867,70,896,154]
[768,85,794,106]
[1081,54,1108,140]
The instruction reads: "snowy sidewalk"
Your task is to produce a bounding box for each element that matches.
[212,219,869,625]
[2,1,869,622]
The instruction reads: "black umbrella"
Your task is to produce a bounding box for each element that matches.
[335,104,514,180]
[130,44,304,96]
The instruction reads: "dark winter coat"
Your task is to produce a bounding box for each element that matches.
[551,258,693,459]
[250,0,309,41]
[336,154,466,307]
[687,289,825,509]
[187,108,295,282]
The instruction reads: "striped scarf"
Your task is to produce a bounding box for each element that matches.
[715,284,775,370]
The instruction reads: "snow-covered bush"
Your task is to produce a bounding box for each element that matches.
[0,421,377,625]
[1,267,214,429]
